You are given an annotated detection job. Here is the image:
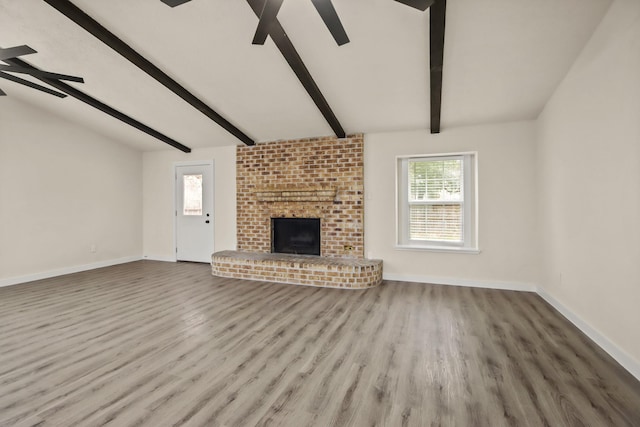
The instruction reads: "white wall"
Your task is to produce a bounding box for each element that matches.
[142,146,237,261]
[0,97,142,285]
[365,121,538,290]
[536,0,640,373]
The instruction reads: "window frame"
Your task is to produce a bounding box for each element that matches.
[396,152,479,253]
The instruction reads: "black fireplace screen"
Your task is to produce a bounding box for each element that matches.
[271,218,320,256]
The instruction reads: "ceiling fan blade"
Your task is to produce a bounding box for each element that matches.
[0,45,37,60]
[0,64,84,83]
[394,0,435,11]
[252,0,285,45]
[160,0,192,7]
[0,71,67,98]
[310,0,349,46]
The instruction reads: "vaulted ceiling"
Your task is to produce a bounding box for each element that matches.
[0,0,612,151]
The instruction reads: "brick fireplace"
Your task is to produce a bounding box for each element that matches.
[236,134,365,258]
[211,134,382,289]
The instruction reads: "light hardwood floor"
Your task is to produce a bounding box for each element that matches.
[0,261,638,426]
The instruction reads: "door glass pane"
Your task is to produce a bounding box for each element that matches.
[183,174,203,216]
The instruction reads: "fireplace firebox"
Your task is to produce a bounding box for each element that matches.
[271,218,320,256]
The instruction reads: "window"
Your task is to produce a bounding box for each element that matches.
[397,153,478,252]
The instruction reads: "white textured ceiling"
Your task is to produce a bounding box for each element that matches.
[0,0,611,151]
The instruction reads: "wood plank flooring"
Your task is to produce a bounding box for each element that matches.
[0,260,638,426]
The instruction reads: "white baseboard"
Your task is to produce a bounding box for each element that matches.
[537,287,640,381]
[0,256,142,288]
[383,272,537,292]
[142,255,177,262]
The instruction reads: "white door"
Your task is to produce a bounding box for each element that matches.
[175,163,214,263]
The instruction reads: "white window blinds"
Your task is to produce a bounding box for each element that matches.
[407,157,464,242]
[397,153,476,251]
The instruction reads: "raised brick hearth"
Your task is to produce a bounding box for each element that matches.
[211,251,383,289]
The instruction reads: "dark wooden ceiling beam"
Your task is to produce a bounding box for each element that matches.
[246,0,346,139]
[429,0,446,134]
[6,56,192,153]
[43,0,255,146]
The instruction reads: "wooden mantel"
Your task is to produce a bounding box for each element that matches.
[255,187,337,202]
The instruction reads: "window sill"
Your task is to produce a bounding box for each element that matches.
[395,245,481,254]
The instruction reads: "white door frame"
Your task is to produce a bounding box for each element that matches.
[173,160,215,262]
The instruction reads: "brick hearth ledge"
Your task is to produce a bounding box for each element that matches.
[211,251,383,289]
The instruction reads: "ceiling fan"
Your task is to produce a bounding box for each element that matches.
[0,45,84,97]
[160,0,435,46]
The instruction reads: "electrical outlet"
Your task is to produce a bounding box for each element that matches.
[90,244,97,253]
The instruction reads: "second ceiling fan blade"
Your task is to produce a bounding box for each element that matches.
[160,0,192,7]
[0,45,37,61]
[310,0,349,46]
[252,0,285,45]
[0,71,67,98]
[394,0,435,11]
[0,64,85,83]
